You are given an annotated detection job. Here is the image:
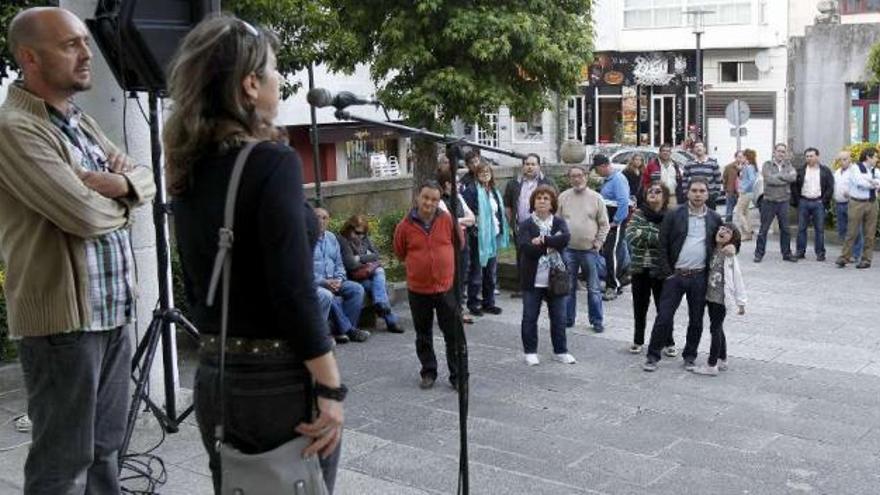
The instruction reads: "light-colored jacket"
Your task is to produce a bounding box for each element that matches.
[0,84,155,336]
[723,255,747,310]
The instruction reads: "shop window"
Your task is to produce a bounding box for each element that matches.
[850,84,880,144]
[512,113,545,143]
[841,0,880,14]
[597,98,623,144]
[719,61,759,83]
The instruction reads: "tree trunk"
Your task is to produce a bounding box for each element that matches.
[412,136,439,198]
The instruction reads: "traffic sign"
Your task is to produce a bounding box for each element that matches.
[725,99,751,127]
[729,127,748,137]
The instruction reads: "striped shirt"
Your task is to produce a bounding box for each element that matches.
[682,157,722,202]
[48,106,134,331]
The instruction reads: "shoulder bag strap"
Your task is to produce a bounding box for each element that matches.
[205,140,259,447]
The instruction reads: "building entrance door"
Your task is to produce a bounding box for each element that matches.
[651,95,676,146]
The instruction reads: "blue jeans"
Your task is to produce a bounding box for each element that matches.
[755,199,792,258]
[521,288,568,354]
[725,193,738,223]
[317,286,333,320]
[796,199,826,257]
[564,249,603,329]
[360,267,399,327]
[319,281,364,334]
[836,202,864,260]
[194,353,341,494]
[18,328,131,495]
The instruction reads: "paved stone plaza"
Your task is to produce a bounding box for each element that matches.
[1,239,879,494]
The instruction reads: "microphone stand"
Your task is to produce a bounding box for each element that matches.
[333,108,526,495]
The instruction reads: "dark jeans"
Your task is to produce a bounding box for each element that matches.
[520,288,568,354]
[18,327,131,495]
[755,199,792,258]
[467,243,498,310]
[706,302,728,366]
[601,223,626,290]
[646,273,707,363]
[631,271,672,347]
[193,353,341,494]
[408,290,464,381]
[796,198,826,257]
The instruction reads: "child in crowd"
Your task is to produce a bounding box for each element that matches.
[693,223,747,376]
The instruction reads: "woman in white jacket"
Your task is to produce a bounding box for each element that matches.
[693,223,747,376]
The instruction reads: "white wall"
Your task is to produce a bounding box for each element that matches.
[594,0,789,52]
[842,12,880,24]
[789,0,820,38]
[275,64,401,127]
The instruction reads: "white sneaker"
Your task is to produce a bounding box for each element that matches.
[552,353,577,364]
[663,346,678,358]
[718,359,728,371]
[692,365,719,376]
[524,353,540,366]
[14,414,32,433]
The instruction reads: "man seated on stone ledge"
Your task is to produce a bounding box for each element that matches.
[313,207,371,343]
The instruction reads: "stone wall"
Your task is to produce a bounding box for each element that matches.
[788,23,880,157]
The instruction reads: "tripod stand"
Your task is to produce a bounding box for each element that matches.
[118,92,200,463]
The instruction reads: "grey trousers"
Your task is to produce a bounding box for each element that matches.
[18,327,132,495]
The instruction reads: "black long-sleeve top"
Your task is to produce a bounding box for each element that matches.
[173,142,332,362]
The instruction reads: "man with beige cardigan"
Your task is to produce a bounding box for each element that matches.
[0,7,155,494]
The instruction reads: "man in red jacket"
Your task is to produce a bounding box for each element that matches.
[394,180,464,389]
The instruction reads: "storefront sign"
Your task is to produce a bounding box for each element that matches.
[586,51,696,88]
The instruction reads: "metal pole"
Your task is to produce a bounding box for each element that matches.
[735,99,742,152]
[695,31,703,142]
[307,64,323,206]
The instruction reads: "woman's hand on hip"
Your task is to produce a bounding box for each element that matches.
[296,397,344,458]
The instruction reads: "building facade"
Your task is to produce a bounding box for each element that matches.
[788,1,880,159]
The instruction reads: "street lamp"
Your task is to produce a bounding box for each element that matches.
[684,7,713,142]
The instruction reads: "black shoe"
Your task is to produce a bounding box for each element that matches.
[782,255,798,263]
[468,306,483,316]
[816,254,826,262]
[386,323,405,334]
[347,329,371,342]
[753,255,763,263]
[448,377,459,390]
[374,304,390,317]
[482,306,503,315]
[333,334,350,344]
[419,376,436,389]
[795,253,806,260]
[683,360,696,371]
[836,257,847,268]
[856,261,872,269]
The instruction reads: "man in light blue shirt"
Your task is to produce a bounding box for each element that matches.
[313,208,370,343]
[595,154,630,301]
[837,149,880,269]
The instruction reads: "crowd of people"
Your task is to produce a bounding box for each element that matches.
[2,6,879,494]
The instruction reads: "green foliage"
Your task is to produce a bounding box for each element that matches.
[869,42,880,88]
[0,1,58,84]
[223,0,360,98]
[334,0,594,130]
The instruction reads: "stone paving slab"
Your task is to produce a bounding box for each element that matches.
[1,242,880,493]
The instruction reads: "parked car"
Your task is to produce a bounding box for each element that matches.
[610,147,694,171]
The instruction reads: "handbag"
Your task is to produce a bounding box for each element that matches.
[350,261,380,281]
[548,264,570,297]
[206,141,328,495]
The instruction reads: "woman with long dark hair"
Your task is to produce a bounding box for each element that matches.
[165,15,343,493]
[624,182,675,355]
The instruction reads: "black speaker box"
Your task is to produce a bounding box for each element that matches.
[87,0,220,93]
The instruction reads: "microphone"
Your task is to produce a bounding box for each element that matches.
[306,88,378,109]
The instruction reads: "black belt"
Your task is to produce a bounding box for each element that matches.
[851,197,874,203]
[801,196,821,201]
[674,268,704,277]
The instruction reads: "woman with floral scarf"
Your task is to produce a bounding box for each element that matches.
[516,185,573,366]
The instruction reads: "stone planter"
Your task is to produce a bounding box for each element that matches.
[560,140,587,164]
